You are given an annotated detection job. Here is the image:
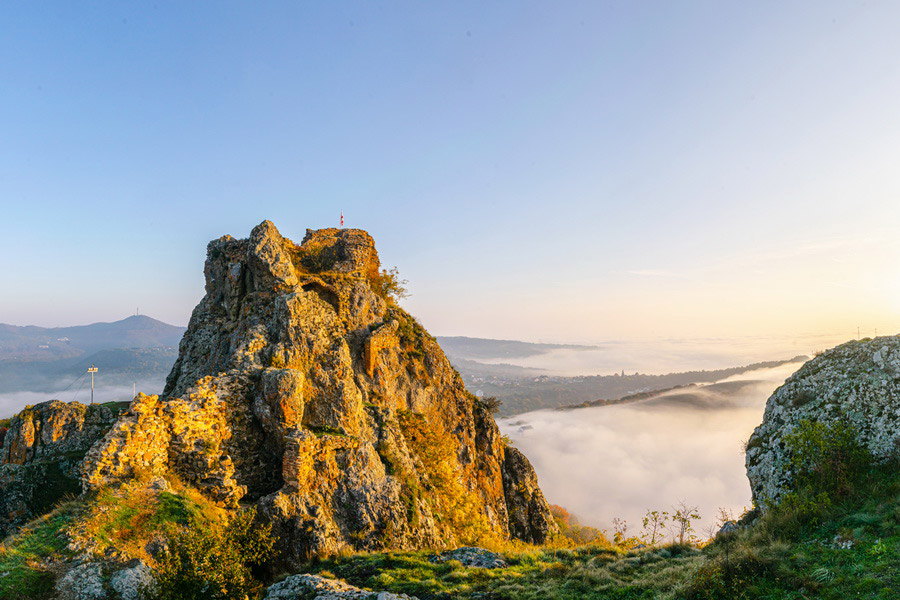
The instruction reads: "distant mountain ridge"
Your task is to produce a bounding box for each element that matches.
[0,315,186,361]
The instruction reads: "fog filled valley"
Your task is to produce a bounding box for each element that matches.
[498,363,802,538]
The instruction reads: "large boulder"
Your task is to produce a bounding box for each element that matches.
[83,221,557,567]
[746,336,900,506]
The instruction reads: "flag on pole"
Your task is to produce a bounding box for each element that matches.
[340,211,344,227]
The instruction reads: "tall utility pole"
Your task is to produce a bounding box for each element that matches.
[88,365,98,404]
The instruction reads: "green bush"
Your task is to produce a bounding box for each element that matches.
[372,267,409,302]
[784,419,872,500]
[148,508,275,600]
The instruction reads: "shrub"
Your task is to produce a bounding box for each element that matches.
[784,419,872,500]
[477,396,503,414]
[372,267,409,302]
[148,508,275,600]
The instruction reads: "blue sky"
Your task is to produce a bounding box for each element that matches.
[2,1,899,343]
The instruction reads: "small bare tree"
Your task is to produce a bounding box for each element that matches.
[669,501,701,545]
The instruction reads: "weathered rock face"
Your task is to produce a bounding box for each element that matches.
[0,400,123,536]
[746,336,900,506]
[83,221,557,565]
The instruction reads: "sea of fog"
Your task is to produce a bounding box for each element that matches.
[0,381,164,419]
[498,362,801,541]
[481,333,858,376]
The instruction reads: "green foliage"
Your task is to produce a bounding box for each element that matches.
[386,309,433,363]
[669,502,701,546]
[784,419,872,500]
[76,481,223,565]
[0,501,83,599]
[477,395,503,414]
[305,544,702,600]
[307,424,348,438]
[372,266,409,302]
[641,510,669,546]
[148,508,275,600]
[0,417,11,428]
[682,455,900,599]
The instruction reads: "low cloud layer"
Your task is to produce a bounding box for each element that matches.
[0,380,164,419]
[480,334,847,376]
[498,363,799,540]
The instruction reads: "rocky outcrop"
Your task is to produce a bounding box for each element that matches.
[430,546,508,568]
[264,573,416,600]
[0,400,123,536]
[746,336,900,506]
[54,559,154,600]
[82,221,557,566]
[502,446,558,542]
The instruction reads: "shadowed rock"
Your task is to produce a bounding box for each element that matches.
[0,400,124,536]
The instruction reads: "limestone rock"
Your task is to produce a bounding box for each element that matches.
[430,546,508,568]
[502,446,559,543]
[264,573,417,600]
[82,221,557,567]
[110,561,154,600]
[746,336,900,506]
[55,562,107,600]
[0,401,123,536]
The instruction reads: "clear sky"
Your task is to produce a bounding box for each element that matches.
[2,1,899,343]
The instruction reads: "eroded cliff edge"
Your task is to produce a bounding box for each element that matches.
[81,221,557,567]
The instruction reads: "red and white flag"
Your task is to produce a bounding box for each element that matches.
[340,211,344,227]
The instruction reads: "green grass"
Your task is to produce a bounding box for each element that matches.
[79,482,222,564]
[682,460,900,599]
[0,501,83,599]
[302,544,704,600]
[295,458,900,600]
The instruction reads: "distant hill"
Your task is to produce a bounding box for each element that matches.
[0,315,185,361]
[436,336,598,360]
[0,316,185,410]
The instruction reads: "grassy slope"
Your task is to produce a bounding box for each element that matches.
[301,465,899,600]
[0,501,84,599]
[0,480,223,600]
[0,458,896,599]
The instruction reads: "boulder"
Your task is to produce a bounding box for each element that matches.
[746,336,900,506]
